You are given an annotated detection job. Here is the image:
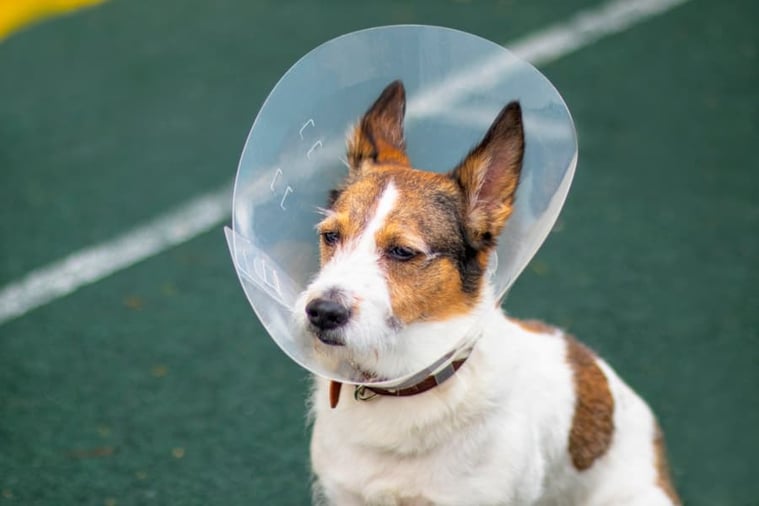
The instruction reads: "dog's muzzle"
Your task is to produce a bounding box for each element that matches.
[305,298,351,345]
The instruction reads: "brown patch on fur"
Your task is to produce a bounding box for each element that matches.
[375,167,482,323]
[653,424,681,503]
[565,336,615,471]
[317,174,388,263]
[386,253,476,323]
[510,318,556,335]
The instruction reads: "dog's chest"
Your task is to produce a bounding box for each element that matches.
[309,358,559,506]
[308,317,593,505]
[311,416,528,506]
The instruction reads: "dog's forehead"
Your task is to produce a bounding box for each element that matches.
[333,166,463,228]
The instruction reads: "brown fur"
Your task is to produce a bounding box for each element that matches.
[347,80,410,171]
[654,424,681,503]
[565,335,615,471]
[318,173,388,254]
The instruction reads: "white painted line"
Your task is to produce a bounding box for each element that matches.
[511,0,689,65]
[0,0,690,326]
[0,184,232,324]
[407,0,690,117]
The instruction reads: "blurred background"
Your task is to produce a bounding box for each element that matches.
[0,0,757,504]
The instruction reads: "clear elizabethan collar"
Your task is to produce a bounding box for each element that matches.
[225,25,577,387]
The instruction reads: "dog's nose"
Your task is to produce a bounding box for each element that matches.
[305,298,350,330]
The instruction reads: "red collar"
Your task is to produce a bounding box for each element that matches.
[328,357,469,408]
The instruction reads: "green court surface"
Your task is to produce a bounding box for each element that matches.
[1,0,757,504]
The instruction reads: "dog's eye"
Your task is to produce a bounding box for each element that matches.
[321,231,340,246]
[387,245,417,261]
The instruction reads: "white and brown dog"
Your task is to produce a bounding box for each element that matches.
[295,81,679,505]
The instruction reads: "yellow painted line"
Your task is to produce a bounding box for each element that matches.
[0,0,106,41]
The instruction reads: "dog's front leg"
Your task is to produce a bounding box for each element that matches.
[313,478,366,506]
[315,479,432,506]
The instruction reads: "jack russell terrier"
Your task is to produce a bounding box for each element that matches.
[294,81,679,506]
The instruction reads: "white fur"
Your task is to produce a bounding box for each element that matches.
[309,291,675,505]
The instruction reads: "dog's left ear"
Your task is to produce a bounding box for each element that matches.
[347,80,410,174]
[450,101,525,250]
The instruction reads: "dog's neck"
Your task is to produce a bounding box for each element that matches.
[329,350,472,409]
[311,290,518,455]
[353,286,499,382]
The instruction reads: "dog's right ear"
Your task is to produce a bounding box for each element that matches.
[347,80,410,175]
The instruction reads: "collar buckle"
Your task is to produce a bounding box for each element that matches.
[354,385,379,402]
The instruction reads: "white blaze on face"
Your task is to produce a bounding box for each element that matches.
[357,180,399,251]
[297,181,400,358]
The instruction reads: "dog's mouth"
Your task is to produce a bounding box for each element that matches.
[310,327,346,347]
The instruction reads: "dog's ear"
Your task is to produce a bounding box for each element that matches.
[347,80,409,174]
[450,101,525,250]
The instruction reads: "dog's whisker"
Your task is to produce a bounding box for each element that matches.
[314,206,335,218]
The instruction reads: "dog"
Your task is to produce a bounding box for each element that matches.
[294,81,680,505]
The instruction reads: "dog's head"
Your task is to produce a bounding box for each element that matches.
[295,80,524,379]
